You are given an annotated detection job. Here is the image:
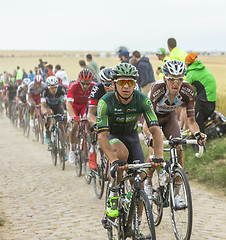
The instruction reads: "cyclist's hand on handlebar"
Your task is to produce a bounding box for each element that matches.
[110,160,127,178]
[195,132,207,146]
[90,123,97,132]
[151,158,164,168]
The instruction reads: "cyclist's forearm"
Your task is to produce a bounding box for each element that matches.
[87,111,97,127]
[66,101,75,117]
[149,126,163,158]
[187,117,200,135]
[98,132,118,164]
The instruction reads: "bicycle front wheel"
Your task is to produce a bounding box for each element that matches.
[51,133,58,166]
[133,190,156,240]
[39,116,44,144]
[24,108,30,137]
[57,128,66,170]
[170,167,192,240]
[75,132,82,177]
[92,146,105,199]
[34,116,39,142]
[83,134,91,184]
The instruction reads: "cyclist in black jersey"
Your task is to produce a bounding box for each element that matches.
[16,78,31,127]
[41,76,67,154]
[87,67,114,169]
[97,63,164,218]
[6,77,18,118]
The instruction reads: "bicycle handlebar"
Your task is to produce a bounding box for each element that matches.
[163,138,204,158]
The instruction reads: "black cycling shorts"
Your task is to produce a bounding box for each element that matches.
[109,130,145,164]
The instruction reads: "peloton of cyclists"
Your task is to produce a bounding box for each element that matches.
[27,75,46,127]
[87,67,114,169]
[66,69,96,164]
[96,63,164,218]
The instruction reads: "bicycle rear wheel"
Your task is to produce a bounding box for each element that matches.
[57,128,66,170]
[133,190,156,240]
[75,132,82,177]
[170,167,192,240]
[92,146,105,199]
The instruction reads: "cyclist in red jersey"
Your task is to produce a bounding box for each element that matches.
[66,69,96,164]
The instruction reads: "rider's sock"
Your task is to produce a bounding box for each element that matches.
[70,143,75,151]
[146,177,152,185]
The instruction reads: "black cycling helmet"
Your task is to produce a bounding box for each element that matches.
[78,69,94,81]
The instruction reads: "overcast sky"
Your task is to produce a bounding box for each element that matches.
[1,0,226,52]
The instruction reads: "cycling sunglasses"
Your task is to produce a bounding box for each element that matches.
[115,79,136,87]
[48,85,58,90]
[102,82,113,88]
[80,81,91,86]
[165,77,184,83]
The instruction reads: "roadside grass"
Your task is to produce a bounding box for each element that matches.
[140,135,226,195]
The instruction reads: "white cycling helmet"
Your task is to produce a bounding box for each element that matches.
[46,76,58,86]
[99,67,113,82]
[22,78,31,87]
[162,60,187,76]
[34,75,43,83]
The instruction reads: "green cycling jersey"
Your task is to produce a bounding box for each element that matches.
[97,90,159,135]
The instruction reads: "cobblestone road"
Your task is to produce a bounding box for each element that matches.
[0,117,226,239]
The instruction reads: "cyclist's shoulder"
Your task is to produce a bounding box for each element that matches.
[180,81,195,99]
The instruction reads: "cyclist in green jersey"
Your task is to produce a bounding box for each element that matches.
[97,63,164,218]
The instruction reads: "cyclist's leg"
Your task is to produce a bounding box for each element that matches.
[106,136,129,218]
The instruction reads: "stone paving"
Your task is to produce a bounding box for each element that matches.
[0,117,226,239]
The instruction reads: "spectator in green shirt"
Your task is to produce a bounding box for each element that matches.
[86,53,99,78]
[185,52,217,132]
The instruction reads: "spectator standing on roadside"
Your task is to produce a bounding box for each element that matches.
[119,50,132,63]
[132,50,155,95]
[79,60,98,82]
[55,64,69,87]
[28,70,35,81]
[16,66,23,85]
[38,59,45,75]
[156,48,170,80]
[86,54,99,78]
[22,69,28,79]
[2,71,9,84]
[167,38,187,62]
[185,52,217,133]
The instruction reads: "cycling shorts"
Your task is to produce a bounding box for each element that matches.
[157,111,181,139]
[109,130,145,164]
[46,103,64,115]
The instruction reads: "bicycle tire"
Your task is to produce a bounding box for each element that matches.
[51,132,58,166]
[92,146,105,199]
[132,190,156,240]
[24,108,30,137]
[39,116,44,144]
[34,115,39,142]
[151,170,164,226]
[57,128,66,170]
[170,167,192,240]
[75,131,82,177]
[83,134,91,184]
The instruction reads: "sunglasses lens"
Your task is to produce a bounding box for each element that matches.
[103,83,112,88]
[117,80,135,86]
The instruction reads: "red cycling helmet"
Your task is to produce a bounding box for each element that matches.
[34,75,43,83]
[78,69,93,81]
